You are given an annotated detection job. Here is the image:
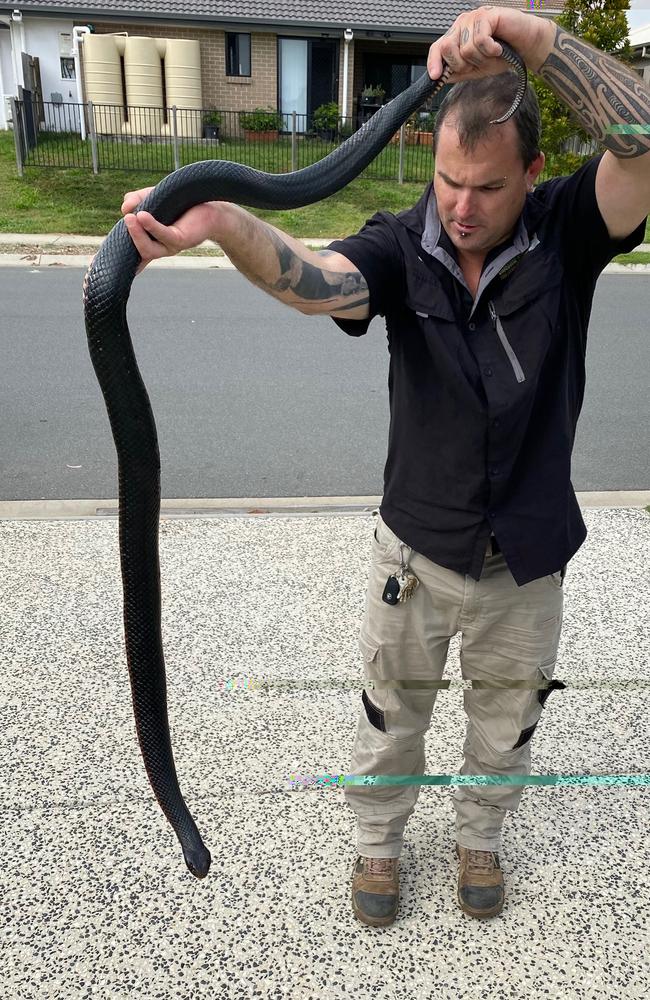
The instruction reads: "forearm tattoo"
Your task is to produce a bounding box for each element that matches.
[227,219,369,312]
[537,26,650,158]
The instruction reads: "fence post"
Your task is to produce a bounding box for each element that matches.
[171,105,180,171]
[87,101,99,174]
[291,111,297,172]
[10,98,24,176]
[398,123,405,185]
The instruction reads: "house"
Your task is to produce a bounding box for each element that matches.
[0,1,568,132]
[0,0,565,132]
[629,21,650,82]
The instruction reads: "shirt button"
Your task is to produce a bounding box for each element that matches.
[493,418,500,427]
[489,510,496,517]
[490,467,499,476]
[468,322,476,331]
[484,367,493,376]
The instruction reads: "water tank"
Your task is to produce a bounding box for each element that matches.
[122,36,164,136]
[82,33,124,135]
[163,39,202,139]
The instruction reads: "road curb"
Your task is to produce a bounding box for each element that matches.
[0,234,648,272]
[1,253,649,274]
[1,493,649,520]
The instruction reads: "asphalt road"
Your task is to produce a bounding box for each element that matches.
[1,267,648,500]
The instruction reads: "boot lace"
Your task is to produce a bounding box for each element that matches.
[467,849,495,873]
[366,857,395,876]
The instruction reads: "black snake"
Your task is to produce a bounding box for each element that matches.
[82,42,527,879]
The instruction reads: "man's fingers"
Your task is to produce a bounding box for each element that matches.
[123,213,169,261]
[133,210,178,247]
[121,186,155,215]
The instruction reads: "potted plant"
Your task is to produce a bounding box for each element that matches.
[203,110,221,140]
[312,101,340,141]
[238,107,283,141]
[391,111,419,145]
[360,84,385,107]
[414,111,436,146]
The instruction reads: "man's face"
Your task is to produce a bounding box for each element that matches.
[433,118,545,262]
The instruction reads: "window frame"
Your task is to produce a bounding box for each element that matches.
[225,32,252,78]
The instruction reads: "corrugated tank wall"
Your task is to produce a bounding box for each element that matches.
[82,33,202,138]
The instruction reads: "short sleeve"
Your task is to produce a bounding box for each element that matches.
[537,153,647,280]
[326,212,405,337]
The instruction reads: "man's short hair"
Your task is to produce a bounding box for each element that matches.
[432,72,542,169]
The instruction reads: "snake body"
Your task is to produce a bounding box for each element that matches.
[83,42,527,879]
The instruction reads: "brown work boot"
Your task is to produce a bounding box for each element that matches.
[455,844,505,918]
[351,855,400,927]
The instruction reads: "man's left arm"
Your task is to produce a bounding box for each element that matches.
[532,17,650,240]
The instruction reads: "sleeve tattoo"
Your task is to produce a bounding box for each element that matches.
[537,27,650,159]
[227,220,369,312]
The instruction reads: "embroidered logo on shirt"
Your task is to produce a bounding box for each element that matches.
[498,255,523,280]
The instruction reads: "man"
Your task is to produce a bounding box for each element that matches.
[120,6,649,926]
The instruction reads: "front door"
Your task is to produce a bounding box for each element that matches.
[278,37,339,131]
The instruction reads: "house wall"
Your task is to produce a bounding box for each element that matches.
[0,27,12,127]
[632,57,650,83]
[20,16,78,104]
[81,21,277,114]
[0,15,83,129]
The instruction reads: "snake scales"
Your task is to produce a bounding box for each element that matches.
[82,42,527,879]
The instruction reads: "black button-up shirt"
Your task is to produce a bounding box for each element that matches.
[327,154,646,586]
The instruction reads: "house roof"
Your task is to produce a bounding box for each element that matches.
[629,22,650,48]
[0,0,565,34]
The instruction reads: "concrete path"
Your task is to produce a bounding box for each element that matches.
[1,496,649,999]
[1,231,648,997]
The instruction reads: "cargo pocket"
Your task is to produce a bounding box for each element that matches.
[361,688,387,733]
[358,633,387,733]
[510,660,566,750]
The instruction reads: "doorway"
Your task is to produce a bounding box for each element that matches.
[278,37,339,130]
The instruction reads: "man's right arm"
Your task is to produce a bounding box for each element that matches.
[217,203,369,320]
[120,190,369,321]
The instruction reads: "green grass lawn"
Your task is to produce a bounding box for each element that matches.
[2,131,650,245]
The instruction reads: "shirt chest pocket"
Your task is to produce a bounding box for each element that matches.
[486,257,564,385]
[403,277,456,323]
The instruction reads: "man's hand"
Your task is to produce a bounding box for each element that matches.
[427,5,550,84]
[121,186,223,274]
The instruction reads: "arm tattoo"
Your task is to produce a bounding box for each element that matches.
[537,26,650,158]
[229,220,369,311]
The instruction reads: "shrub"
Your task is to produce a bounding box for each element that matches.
[313,102,340,131]
[417,112,436,133]
[238,107,283,131]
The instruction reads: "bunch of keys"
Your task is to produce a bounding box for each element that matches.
[382,542,420,606]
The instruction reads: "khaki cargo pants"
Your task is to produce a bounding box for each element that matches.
[346,512,566,857]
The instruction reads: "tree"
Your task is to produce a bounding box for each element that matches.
[531,0,634,167]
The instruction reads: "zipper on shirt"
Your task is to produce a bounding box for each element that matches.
[488,301,526,384]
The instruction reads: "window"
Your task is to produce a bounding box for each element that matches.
[226,33,251,77]
[60,57,75,79]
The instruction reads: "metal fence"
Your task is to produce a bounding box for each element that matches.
[11,97,598,183]
[11,98,443,182]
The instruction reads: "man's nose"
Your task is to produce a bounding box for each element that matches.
[455,190,476,217]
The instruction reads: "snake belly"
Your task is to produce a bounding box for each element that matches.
[82,41,527,879]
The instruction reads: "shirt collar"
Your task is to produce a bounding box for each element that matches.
[395,179,550,259]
